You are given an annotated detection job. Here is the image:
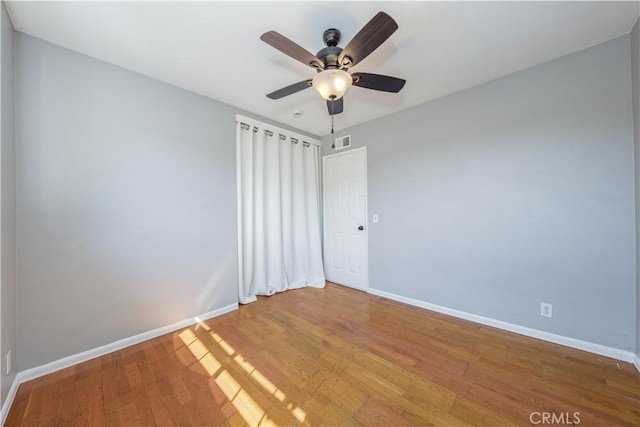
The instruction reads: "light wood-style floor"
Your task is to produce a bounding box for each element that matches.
[6,283,640,426]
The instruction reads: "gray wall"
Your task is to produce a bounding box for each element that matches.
[323,35,636,352]
[1,2,16,405]
[632,18,640,359]
[13,34,314,370]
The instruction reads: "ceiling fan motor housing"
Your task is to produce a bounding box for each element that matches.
[316,46,343,70]
[318,28,346,70]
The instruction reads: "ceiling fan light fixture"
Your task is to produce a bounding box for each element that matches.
[312,69,352,100]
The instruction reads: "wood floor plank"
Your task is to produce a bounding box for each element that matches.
[5,282,639,426]
[353,397,412,426]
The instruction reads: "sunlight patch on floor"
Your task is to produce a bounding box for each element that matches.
[210,331,306,421]
[178,323,307,426]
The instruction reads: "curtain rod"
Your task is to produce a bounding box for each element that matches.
[239,122,312,147]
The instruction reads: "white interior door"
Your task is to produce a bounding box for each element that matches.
[323,147,368,290]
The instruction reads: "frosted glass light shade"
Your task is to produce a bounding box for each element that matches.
[312,69,352,100]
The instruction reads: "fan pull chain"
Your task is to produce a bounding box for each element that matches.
[331,98,336,149]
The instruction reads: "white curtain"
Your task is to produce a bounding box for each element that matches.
[236,119,325,304]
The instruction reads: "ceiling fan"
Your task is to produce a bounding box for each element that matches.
[260,11,406,116]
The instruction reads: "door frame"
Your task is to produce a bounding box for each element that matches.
[322,146,369,291]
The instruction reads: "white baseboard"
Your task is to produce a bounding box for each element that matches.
[0,375,21,427]
[634,355,640,373]
[0,303,238,426]
[368,288,636,364]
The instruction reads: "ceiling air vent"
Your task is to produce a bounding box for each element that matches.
[333,135,351,151]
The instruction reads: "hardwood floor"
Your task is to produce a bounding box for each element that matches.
[6,283,640,426]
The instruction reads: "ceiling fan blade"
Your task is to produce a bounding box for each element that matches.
[261,31,325,69]
[327,97,344,115]
[267,80,313,100]
[352,73,406,93]
[338,12,398,69]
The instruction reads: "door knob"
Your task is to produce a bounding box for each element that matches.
[358,225,364,231]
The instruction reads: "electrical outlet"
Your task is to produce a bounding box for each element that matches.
[540,303,552,318]
[6,350,11,374]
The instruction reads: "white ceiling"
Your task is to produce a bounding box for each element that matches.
[5,1,640,136]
